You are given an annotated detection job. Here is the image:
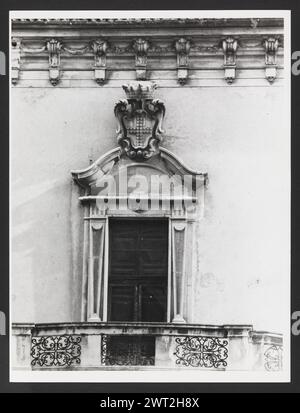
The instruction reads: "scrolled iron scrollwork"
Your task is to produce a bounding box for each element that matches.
[100,334,108,365]
[31,335,81,367]
[174,336,228,369]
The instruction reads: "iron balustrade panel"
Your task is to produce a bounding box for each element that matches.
[31,335,81,368]
[264,344,283,371]
[173,336,229,369]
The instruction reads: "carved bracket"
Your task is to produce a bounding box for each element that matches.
[133,39,149,80]
[11,38,21,85]
[175,38,191,85]
[91,40,108,85]
[263,38,279,83]
[46,39,62,86]
[222,37,238,84]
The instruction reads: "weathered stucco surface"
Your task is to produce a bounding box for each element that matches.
[11,82,289,332]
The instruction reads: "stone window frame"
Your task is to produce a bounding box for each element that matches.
[72,147,207,324]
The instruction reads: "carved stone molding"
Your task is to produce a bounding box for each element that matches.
[175,38,191,85]
[171,220,187,323]
[114,81,166,161]
[63,44,90,55]
[263,38,279,83]
[87,219,106,321]
[222,37,238,84]
[12,17,284,29]
[31,335,81,367]
[91,40,108,85]
[46,38,62,86]
[11,38,21,85]
[133,38,149,80]
[12,29,284,87]
[70,82,207,324]
[174,336,229,368]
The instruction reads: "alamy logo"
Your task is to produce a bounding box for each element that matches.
[292,51,300,76]
[94,169,203,214]
[292,311,300,336]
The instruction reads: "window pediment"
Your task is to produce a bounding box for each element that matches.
[72,147,207,197]
[71,81,207,193]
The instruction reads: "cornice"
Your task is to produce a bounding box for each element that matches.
[11,18,285,87]
[11,17,284,41]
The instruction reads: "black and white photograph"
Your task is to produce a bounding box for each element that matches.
[9,10,290,383]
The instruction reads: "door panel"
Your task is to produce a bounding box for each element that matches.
[141,284,167,322]
[109,285,135,322]
[108,219,168,322]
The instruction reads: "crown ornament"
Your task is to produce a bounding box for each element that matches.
[122,81,157,100]
[114,81,166,161]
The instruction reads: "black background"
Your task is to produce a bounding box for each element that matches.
[0,0,299,396]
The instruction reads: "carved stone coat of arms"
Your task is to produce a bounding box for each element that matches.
[114,81,166,161]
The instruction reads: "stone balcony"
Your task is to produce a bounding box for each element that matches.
[12,322,283,372]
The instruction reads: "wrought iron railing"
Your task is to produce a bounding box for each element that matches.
[101,335,155,366]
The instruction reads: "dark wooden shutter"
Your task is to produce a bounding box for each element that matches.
[108,219,168,322]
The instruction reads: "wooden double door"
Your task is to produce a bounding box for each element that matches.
[108,219,168,322]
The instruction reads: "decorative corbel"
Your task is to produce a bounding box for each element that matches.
[175,38,191,85]
[46,39,62,86]
[11,38,21,85]
[222,37,238,84]
[263,38,279,84]
[91,40,108,85]
[133,38,149,80]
